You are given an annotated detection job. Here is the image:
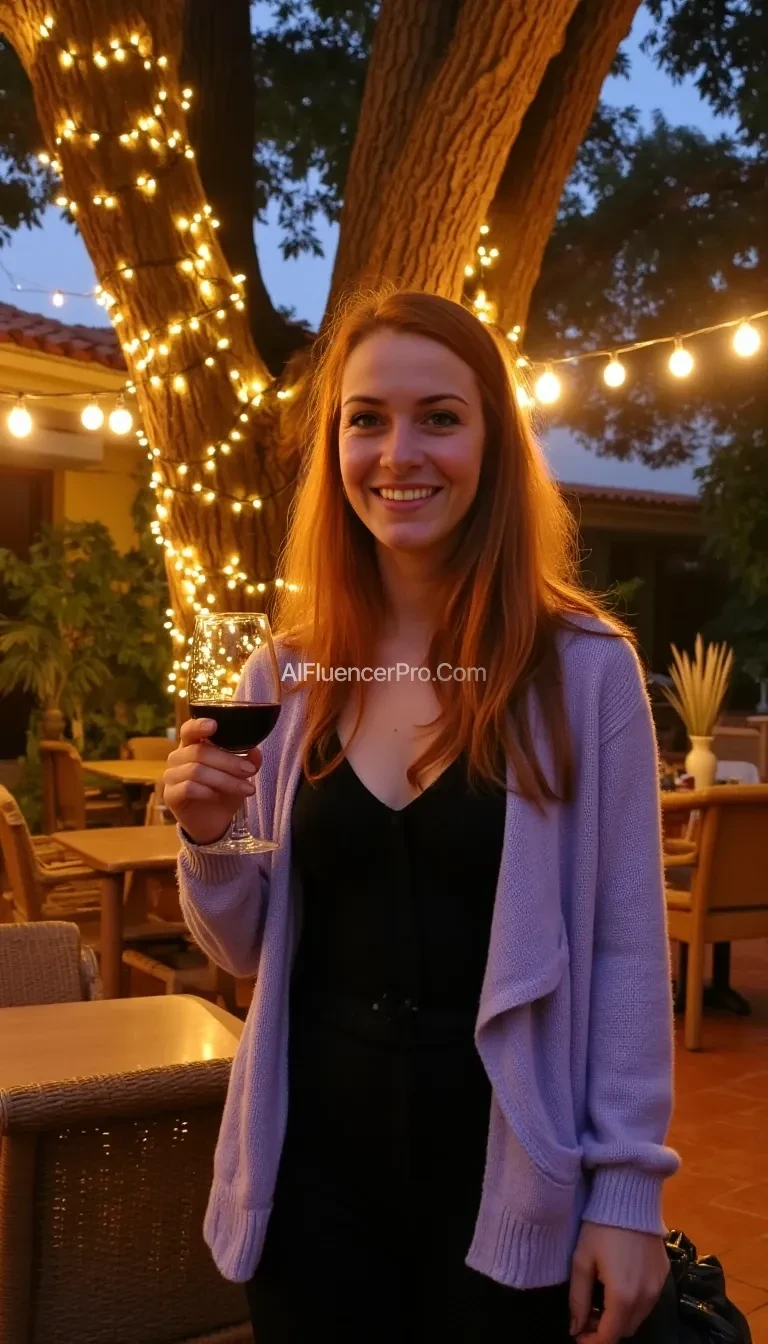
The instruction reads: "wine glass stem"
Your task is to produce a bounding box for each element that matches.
[229,753,252,843]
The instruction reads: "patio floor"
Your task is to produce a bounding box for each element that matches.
[666,938,768,1340]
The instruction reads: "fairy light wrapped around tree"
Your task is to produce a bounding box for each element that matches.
[661,634,734,788]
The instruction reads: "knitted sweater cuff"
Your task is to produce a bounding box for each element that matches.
[582,1166,667,1237]
[177,825,243,884]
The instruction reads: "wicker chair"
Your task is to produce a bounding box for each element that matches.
[0,783,102,929]
[0,920,101,1007]
[0,1060,251,1343]
[39,740,129,833]
[0,786,188,977]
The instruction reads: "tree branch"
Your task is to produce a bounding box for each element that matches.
[489,0,641,331]
[328,0,463,303]
[331,0,584,307]
[181,0,309,373]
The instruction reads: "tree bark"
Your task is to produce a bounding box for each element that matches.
[489,0,642,332]
[329,0,463,300]
[181,0,309,374]
[329,0,583,307]
[1,0,293,623]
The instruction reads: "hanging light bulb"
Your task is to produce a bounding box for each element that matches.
[108,395,133,435]
[733,320,761,358]
[7,397,33,438]
[669,338,694,378]
[51,289,64,308]
[603,355,626,388]
[534,368,561,405]
[81,397,104,431]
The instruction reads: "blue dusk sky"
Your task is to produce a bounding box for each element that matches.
[0,8,735,495]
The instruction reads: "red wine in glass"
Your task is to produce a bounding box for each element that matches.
[189,701,280,753]
[188,612,282,855]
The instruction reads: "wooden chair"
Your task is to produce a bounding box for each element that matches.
[0,1056,251,1341]
[125,736,173,762]
[663,784,768,1050]
[39,740,129,833]
[0,920,101,1007]
[0,785,188,973]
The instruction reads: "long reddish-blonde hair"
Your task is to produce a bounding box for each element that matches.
[273,288,634,806]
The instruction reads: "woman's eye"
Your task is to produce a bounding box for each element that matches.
[425,410,459,428]
[348,412,381,429]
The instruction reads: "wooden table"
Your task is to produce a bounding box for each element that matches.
[84,759,168,787]
[0,995,241,1090]
[52,826,181,999]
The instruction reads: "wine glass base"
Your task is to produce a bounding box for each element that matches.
[202,835,279,856]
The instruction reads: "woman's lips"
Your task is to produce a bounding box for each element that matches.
[369,486,443,511]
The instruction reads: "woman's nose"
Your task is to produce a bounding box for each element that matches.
[379,420,423,471]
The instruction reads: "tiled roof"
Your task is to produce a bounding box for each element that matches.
[0,302,123,371]
[560,480,700,509]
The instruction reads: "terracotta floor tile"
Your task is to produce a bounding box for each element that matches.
[728,1278,768,1317]
[746,1304,768,1344]
[712,1182,768,1220]
[725,1072,768,1101]
[721,1235,768,1292]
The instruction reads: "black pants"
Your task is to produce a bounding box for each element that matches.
[246,1007,678,1342]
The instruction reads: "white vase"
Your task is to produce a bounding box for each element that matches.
[685,735,717,790]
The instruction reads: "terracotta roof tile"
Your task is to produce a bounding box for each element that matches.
[559,480,700,509]
[0,302,124,371]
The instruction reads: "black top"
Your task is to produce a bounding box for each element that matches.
[289,729,507,1040]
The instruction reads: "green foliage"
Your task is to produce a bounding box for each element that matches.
[0,40,54,242]
[704,593,768,685]
[0,518,172,757]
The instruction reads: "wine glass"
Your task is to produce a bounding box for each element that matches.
[188,612,282,854]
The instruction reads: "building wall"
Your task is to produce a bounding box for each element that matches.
[53,443,143,553]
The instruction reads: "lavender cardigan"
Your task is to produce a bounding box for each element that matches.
[177,616,679,1288]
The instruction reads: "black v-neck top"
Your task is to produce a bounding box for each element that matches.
[289,730,507,1039]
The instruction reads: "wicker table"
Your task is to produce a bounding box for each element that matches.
[51,826,181,999]
[0,994,241,1089]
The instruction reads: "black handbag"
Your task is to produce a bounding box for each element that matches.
[665,1230,753,1343]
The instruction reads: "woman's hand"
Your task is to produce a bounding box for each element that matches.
[569,1222,669,1342]
[163,716,262,846]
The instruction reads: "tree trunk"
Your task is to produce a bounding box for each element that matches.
[1,0,292,627]
[489,0,642,332]
[329,0,583,306]
[181,0,310,374]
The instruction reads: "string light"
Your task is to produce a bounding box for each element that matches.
[669,338,694,379]
[603,355,626,388]
[7,397,33,438]
[733,320,761,358]
[51,289,64,307]
[81,397,104,431]
[534,368,561,405]
[108,395,133,436]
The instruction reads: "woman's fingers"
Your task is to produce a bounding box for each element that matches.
[179,716,217,747]
[166,762,256,797]
[569,1249,596,1338]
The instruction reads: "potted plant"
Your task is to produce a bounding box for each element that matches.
[660,634,734,788]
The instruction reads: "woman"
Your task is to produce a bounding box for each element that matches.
[164,290,679,1344]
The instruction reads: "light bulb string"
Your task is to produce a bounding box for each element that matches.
[120,286,246,349]
[526,306,768,372]
[157,473,297,509]
[148,389,282,468]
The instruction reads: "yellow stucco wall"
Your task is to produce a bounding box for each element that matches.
[53,443,144,554]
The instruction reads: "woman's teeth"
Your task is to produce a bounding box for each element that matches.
[375,487,440,501]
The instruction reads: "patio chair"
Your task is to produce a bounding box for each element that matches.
[664,783,768,1050]
[0,1059,251,1342]
[0,920,101,1007]
[39,740,129,833]
[125,735,173,761]
[0,785,188,974]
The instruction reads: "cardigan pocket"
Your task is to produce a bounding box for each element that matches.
[475,916,582,1195]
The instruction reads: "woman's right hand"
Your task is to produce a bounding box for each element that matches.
[163,716,262,846]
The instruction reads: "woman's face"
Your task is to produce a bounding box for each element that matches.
[338,330,485,556]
